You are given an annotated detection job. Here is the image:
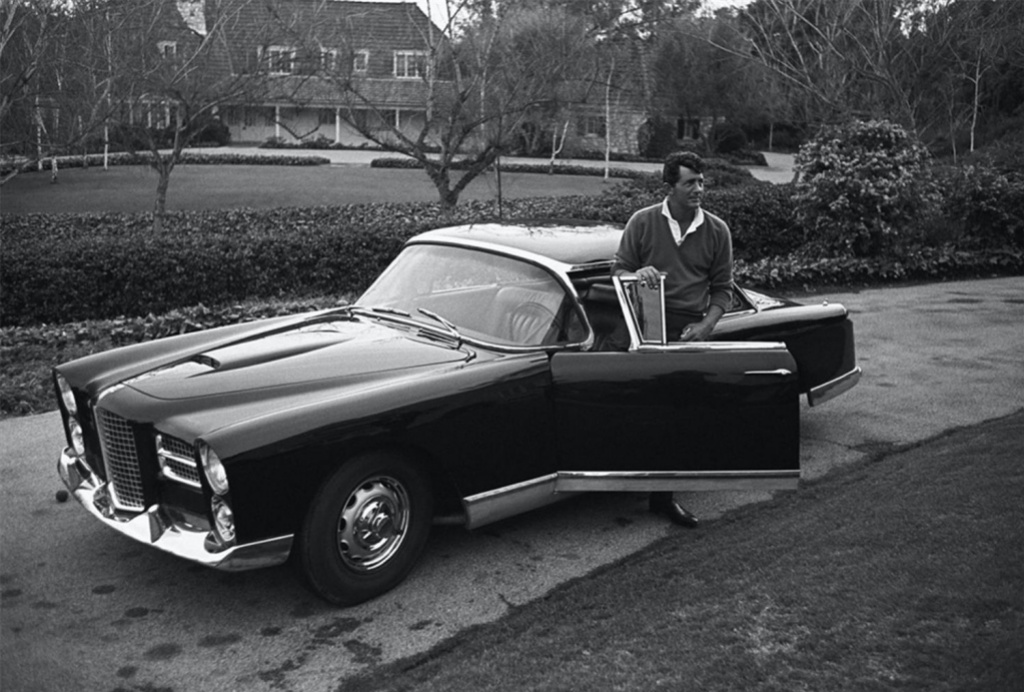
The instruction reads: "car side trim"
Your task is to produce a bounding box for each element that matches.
[462,474,576,530]
[555,470,800,493]
[808,366,863,406]
[462,469,800,530]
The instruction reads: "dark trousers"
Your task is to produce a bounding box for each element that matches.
[665,310,703,341]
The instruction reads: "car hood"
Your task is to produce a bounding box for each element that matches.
[124,318,472,402]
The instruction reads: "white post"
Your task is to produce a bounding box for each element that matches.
[335,107,341,144]
[275,105,281,140]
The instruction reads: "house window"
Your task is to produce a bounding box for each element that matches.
[677,118,700,140]
[320,49,338,73]
[157,41,177,58]
[393,51,426,79]
[319,108,335,126]
[264,45,295,74]
[577,115,606,138]
[353,50,369,74]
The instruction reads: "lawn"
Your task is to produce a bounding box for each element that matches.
[341,411,1024,692]
[1,163,613,215]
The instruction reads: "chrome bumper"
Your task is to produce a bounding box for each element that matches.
[58,447,293,571]
[808,366,862,406]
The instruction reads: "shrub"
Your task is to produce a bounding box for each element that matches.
[369,157,648,180]
[2,151,329,176]
[795,119,935,257]
[637,117,678,159]
[706,183,805,258]
[940,165,1024,248]
[709,123,748,155]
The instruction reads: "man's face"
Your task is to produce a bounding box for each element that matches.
[668,166,705,210]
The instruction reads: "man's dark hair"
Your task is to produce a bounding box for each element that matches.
[662,151,706,185]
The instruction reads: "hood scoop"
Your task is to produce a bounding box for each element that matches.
[198,329,347,372]
[123,320,470,401]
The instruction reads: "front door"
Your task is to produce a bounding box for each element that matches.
[549,343,801,492]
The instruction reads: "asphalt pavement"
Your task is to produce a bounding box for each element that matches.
[2,276,1022,691]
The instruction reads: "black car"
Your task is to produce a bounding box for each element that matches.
[55,222,860,605]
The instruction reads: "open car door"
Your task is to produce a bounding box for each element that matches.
[549,275,801,494]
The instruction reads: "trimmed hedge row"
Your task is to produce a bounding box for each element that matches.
[5,178,1021,327]
[370,156,650,180]
[1,195,626,326]
[5,151,330,176]
[4,179,783,326]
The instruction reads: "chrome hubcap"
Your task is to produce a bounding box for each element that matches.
[336,475,409,572]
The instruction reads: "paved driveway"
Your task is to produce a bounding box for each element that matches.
[2,277,1021,692]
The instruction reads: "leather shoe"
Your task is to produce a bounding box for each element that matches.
[649,492,699,528]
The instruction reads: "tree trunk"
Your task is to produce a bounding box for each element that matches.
[153,158,172,232]
[425,164,460,210]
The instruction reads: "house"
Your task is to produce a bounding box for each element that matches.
[531,38,705,160]
[158,0,699,156]
[159,0,445,146]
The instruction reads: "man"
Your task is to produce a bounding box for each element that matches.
[612,151,734,528]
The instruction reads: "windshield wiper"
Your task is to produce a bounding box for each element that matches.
[350,305,411,318]
[417,308,463,345]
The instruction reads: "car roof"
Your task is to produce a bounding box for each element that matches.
[411,221,623,270]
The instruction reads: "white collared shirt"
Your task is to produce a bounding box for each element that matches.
[661,198,704,245]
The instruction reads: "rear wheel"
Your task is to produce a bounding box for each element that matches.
[298,453,433,606]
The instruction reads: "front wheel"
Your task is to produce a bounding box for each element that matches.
[298,453,433,606]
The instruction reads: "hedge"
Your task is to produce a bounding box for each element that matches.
[4,151,330,176]
[4,173,1021,327]
[1,195,633,326]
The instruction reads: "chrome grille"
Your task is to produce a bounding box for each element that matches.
[157,434,202,487]
[95,408,145,511]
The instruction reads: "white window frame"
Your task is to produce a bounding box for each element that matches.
[157,41,177,59]
[353,49,369,74]
[320,49,338,73]
[263,45,296,75]
[393,50,426,79]
[577,114,606,138]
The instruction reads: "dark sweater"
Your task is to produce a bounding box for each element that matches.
[612,202,733,315]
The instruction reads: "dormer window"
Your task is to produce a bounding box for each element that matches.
[264,45,295,74]
[393,50,426,79]
[157,41,177,58]
[320,49,338,73]
[353,50,369,74]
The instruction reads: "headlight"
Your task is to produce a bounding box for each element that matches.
[198,441,229,495]
[211,496,236,544]
[55,373,77,416]
[68,418,86,457]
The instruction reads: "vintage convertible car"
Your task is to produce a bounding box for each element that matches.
[54,222,860,605]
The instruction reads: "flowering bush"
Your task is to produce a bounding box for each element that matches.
[795,120,934,257]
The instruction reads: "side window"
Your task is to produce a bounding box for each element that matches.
[613,274,666,346]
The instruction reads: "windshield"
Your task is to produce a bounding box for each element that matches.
[357,244,586,347]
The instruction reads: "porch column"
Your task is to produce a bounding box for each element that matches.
[335,107,341,144]
[275,105,281,140]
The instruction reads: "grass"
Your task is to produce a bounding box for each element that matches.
[339,411,1024,691]
[1,163,613,215]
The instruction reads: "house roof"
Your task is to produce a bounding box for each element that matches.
[222,0,441,59]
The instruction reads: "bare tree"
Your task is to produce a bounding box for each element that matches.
[281,0,597,209]
[1,1,122,183]
[103,0,278,229]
